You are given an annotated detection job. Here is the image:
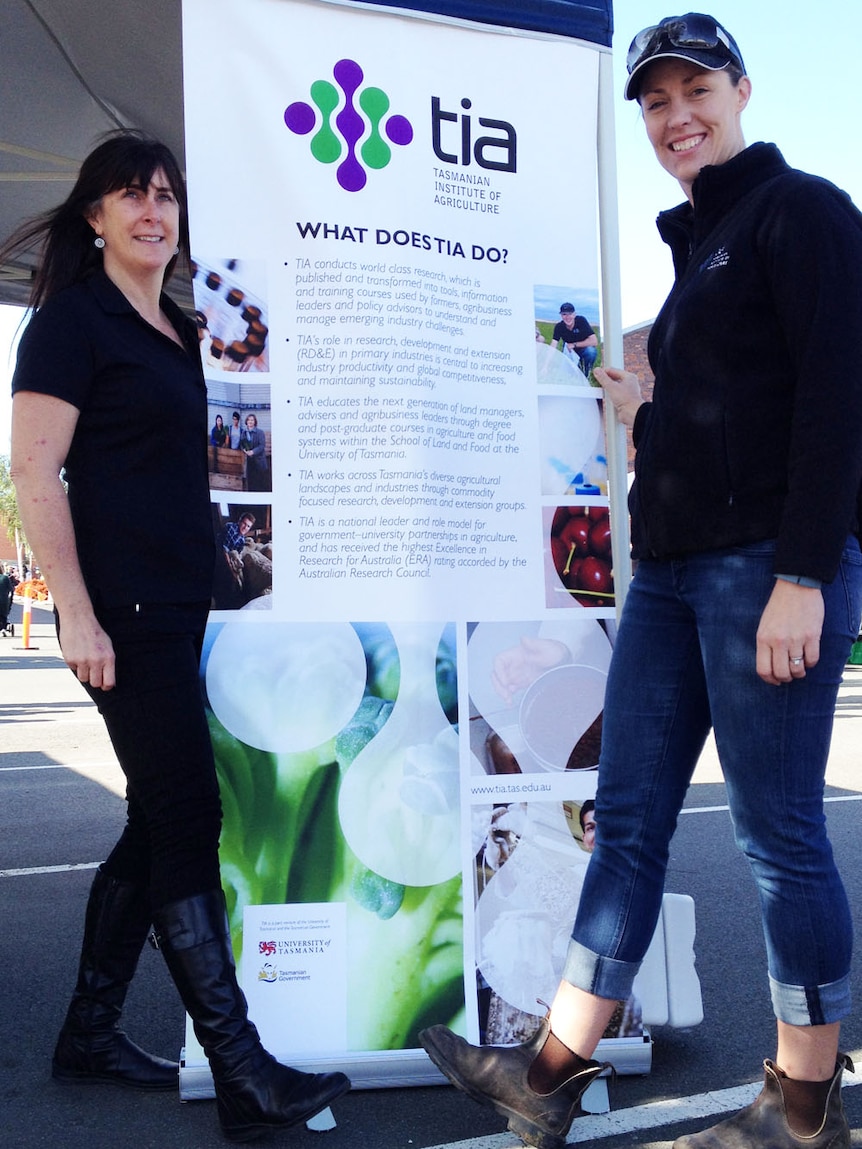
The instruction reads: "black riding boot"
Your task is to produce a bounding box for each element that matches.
[53,866,178,1090]
[153,890,350,1143]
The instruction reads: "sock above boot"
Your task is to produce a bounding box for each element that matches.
[527,1029,595,1094]
[775,1066,833,1136]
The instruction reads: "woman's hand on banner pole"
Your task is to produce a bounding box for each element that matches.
[593,366,644,429]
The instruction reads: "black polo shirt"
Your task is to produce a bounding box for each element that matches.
[12,271,215,607]
[552,315,594,346]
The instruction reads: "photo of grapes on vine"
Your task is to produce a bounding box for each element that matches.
[199,619,465,1053]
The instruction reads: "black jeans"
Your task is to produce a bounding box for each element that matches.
[64,601,223,910]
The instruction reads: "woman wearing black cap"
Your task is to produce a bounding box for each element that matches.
[421,14,862,1149]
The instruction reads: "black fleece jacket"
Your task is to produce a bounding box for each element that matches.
[630,143,862,583]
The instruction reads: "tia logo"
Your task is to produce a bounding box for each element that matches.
[431,97,516,172]
[284,59,413,192]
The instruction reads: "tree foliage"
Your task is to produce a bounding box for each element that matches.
[0,453,26,549]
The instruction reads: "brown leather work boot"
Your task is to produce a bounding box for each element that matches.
[673,1055,853,1148]
[419,1015,609,1149]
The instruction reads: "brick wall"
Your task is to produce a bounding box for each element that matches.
[620,323,654,471]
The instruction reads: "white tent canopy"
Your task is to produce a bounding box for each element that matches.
[1,0,186,306]
[0,0,612,310]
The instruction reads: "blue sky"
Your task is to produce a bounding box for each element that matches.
[3,1,861,451]
[611,0,862,326]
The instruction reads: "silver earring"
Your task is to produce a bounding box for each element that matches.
[94,236,105,249]
[174,246,180,255]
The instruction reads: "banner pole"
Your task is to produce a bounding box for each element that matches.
[596,46,633,618]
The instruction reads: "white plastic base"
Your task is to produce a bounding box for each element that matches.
[178,1032,653,1102]
[635,892,703,1029]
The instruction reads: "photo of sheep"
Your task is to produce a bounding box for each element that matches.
[211,501,273,611]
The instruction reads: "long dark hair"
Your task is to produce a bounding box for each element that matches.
[0,129,189,309]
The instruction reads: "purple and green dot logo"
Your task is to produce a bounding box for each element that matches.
[284,59,413,192]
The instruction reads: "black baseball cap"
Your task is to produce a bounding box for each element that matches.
[624,13,746,101]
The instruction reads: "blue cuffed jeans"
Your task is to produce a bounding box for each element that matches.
[564,537,862,1026]
[576,345,598,378]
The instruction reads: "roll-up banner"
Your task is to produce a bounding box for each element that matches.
[180,0,680,1099]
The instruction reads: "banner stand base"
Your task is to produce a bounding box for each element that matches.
[178,1031,653,1102]
[179,1045,464,1100]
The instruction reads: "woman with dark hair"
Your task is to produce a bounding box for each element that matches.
[7,130,349,1141]
[210,413,228,447]
[421,15,862,1149]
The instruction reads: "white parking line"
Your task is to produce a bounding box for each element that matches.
[0,861,100,877]
[0,761,117,772]
[0,759,125,796]
[680,794,862,815]
[423,1049,862,1148]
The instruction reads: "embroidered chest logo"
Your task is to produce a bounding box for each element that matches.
[700,246,730,272]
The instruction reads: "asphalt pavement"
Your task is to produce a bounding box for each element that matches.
[2,597,862,1148]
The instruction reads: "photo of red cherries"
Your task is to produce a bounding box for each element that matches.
[549,505,614,607]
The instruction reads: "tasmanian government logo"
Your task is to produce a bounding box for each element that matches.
[284,59,413,192]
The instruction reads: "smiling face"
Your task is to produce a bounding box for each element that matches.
[639,59,751,200]
[86,167,180,283]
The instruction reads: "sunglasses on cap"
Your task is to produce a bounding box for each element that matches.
[626,14,745,75]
